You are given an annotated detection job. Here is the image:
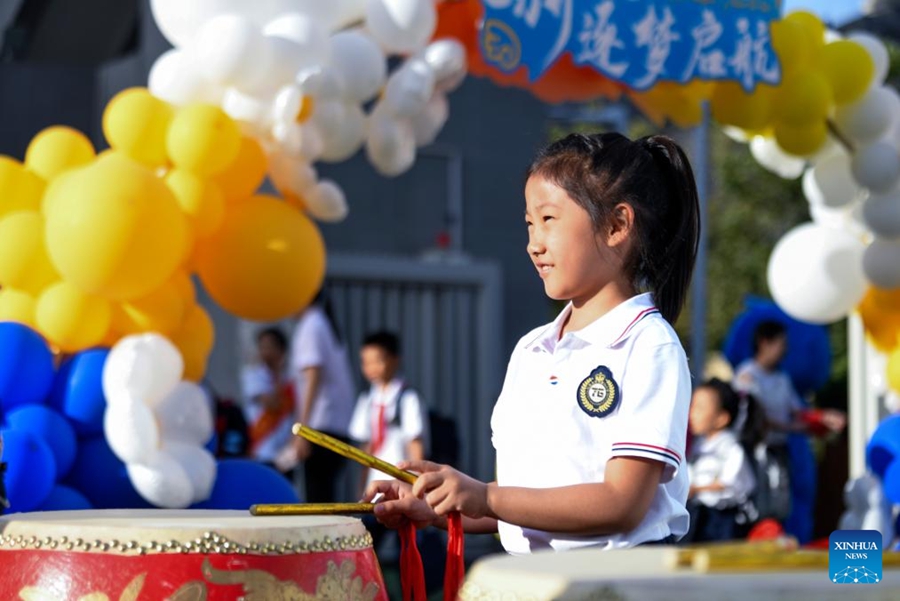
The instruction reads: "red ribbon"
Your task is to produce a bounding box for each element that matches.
[444,512,465,601]
[397,513,466,601]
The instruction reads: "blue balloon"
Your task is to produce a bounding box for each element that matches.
[722,296,831,395]
[867,414,900,479]
[48,349,109,437]
[0,322,55,411]
[63,436,151,509]
[194,459,298,510]
[883,459,900,505]
[6,405,78,479]
[37,484,93,511]
[1,428,56,512]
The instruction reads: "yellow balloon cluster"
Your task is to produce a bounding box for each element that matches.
[859,287,900,395]
[632,11,874,158]
[0,87,327,380]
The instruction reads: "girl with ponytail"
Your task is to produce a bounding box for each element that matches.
[364,132,701,551]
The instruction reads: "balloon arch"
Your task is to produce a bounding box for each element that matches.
[0,1,899,514]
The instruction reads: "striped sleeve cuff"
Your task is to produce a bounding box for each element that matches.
[611,442,681,470]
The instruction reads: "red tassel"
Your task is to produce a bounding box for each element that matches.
[444,512,465,601]
[398,520,427,601]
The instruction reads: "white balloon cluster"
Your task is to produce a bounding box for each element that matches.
[148,0,467,222]
[102,333,216,508]
[757,32,900,324]
[838,473,895,546]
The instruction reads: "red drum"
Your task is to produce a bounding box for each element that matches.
[0,509,387,600]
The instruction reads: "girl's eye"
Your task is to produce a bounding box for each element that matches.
[543,215,554,222]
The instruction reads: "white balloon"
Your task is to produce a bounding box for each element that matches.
[149,0,296,48]
[750,136,805,179]
[268,152,318,198]
[305,179,349,222]
[366,109,416,176]
[296,66,346,100]
[849,32,890,87]
[103,399,160,464]
[767,222,868,324]
[271,85,304,124]
[863,238,900,288]
[127,450,193,508]
[316,102,366,162]
[153,381,214,445]
[835,86,900,144]
[809,200,870,239]
[103,334,184,406]
[273,121,323,161]
[365,0,437,54]
[410,93,449,146]
[801,152,861,208]
[221,87,274,133]
[329,31,387,103]
[851,140,900,194]
[421,39,467,93]
[190,14,273,93]
[263,13,332,86]
[288,0,365,31]
[863,190,900,239]
[383,58,436,117]
[163,440,217,503]
[148,49,224,106]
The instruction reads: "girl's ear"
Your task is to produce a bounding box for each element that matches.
[606,202,634,248]
[713,410,731,431]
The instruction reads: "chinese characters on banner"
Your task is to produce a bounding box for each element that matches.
[480,0,781,91]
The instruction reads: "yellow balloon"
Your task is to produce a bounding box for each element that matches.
[773,71,832,126]
[0,288,37,328]
[0,211,60,295]
[166,104,241,177]
[36,281,111,352]
[170,269,196,308]
[195,195,325,321]
[711,82,775,131]
[888,346,900,394]
[44,152,189,301]
[25,126,95,181]
[0,156,46,218]
[771,19,816,77]
[774,120,828,156]
[213,134,268,203]
[165,168,225,238]
[170,303,215,381]
[113,278,186,336]
[821,40,875,105]
[103,87,174,167]
[859,287,900,352]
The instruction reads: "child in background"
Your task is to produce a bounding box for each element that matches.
[364,132,700,551]
[685,378,758,542]
[239,327,294,474]
[350,331,428,494]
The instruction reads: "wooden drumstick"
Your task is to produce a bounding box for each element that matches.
[292,423,418,485]
[250,503,375,516]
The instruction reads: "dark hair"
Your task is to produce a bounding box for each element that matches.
[362,330,401,357]
[526,132,700,324]
[697,378,765,448]
[311,288,343,344]
[752,320,787,354]
[256,327,287,351]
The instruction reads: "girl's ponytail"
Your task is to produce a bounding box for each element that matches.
[640,136,700,324]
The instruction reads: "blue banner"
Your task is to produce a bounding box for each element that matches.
[479,0,782,91]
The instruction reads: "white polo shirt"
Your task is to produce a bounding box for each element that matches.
[491,293,691,553]
[348,378,428,487]
[289,306,356,436]
[688,430,756,509]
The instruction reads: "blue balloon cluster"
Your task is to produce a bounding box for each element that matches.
[867,414,900,505]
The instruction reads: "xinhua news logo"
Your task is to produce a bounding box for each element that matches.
[829,530,882,584]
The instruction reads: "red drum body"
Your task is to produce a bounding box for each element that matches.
[0,509,387,600]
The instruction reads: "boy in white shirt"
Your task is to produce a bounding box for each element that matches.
[349,331,428,494]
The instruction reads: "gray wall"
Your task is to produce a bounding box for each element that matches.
[0,0,557,401]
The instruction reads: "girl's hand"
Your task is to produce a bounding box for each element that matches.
[362,479,438,529]
[401,460,491,519]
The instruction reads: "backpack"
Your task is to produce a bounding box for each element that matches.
[390,386,460,467]
[213,396,251,458]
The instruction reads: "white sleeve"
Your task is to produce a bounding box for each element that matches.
[348,394,371,443]
[718,445,756,500]
[610,342,690,483]
[291,314,328,372]
[399,389,426,441]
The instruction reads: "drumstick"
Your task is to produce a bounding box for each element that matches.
[250,503,375,516]
[292,423,418,485]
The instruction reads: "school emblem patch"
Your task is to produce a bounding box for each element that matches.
[577,366,619,418]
